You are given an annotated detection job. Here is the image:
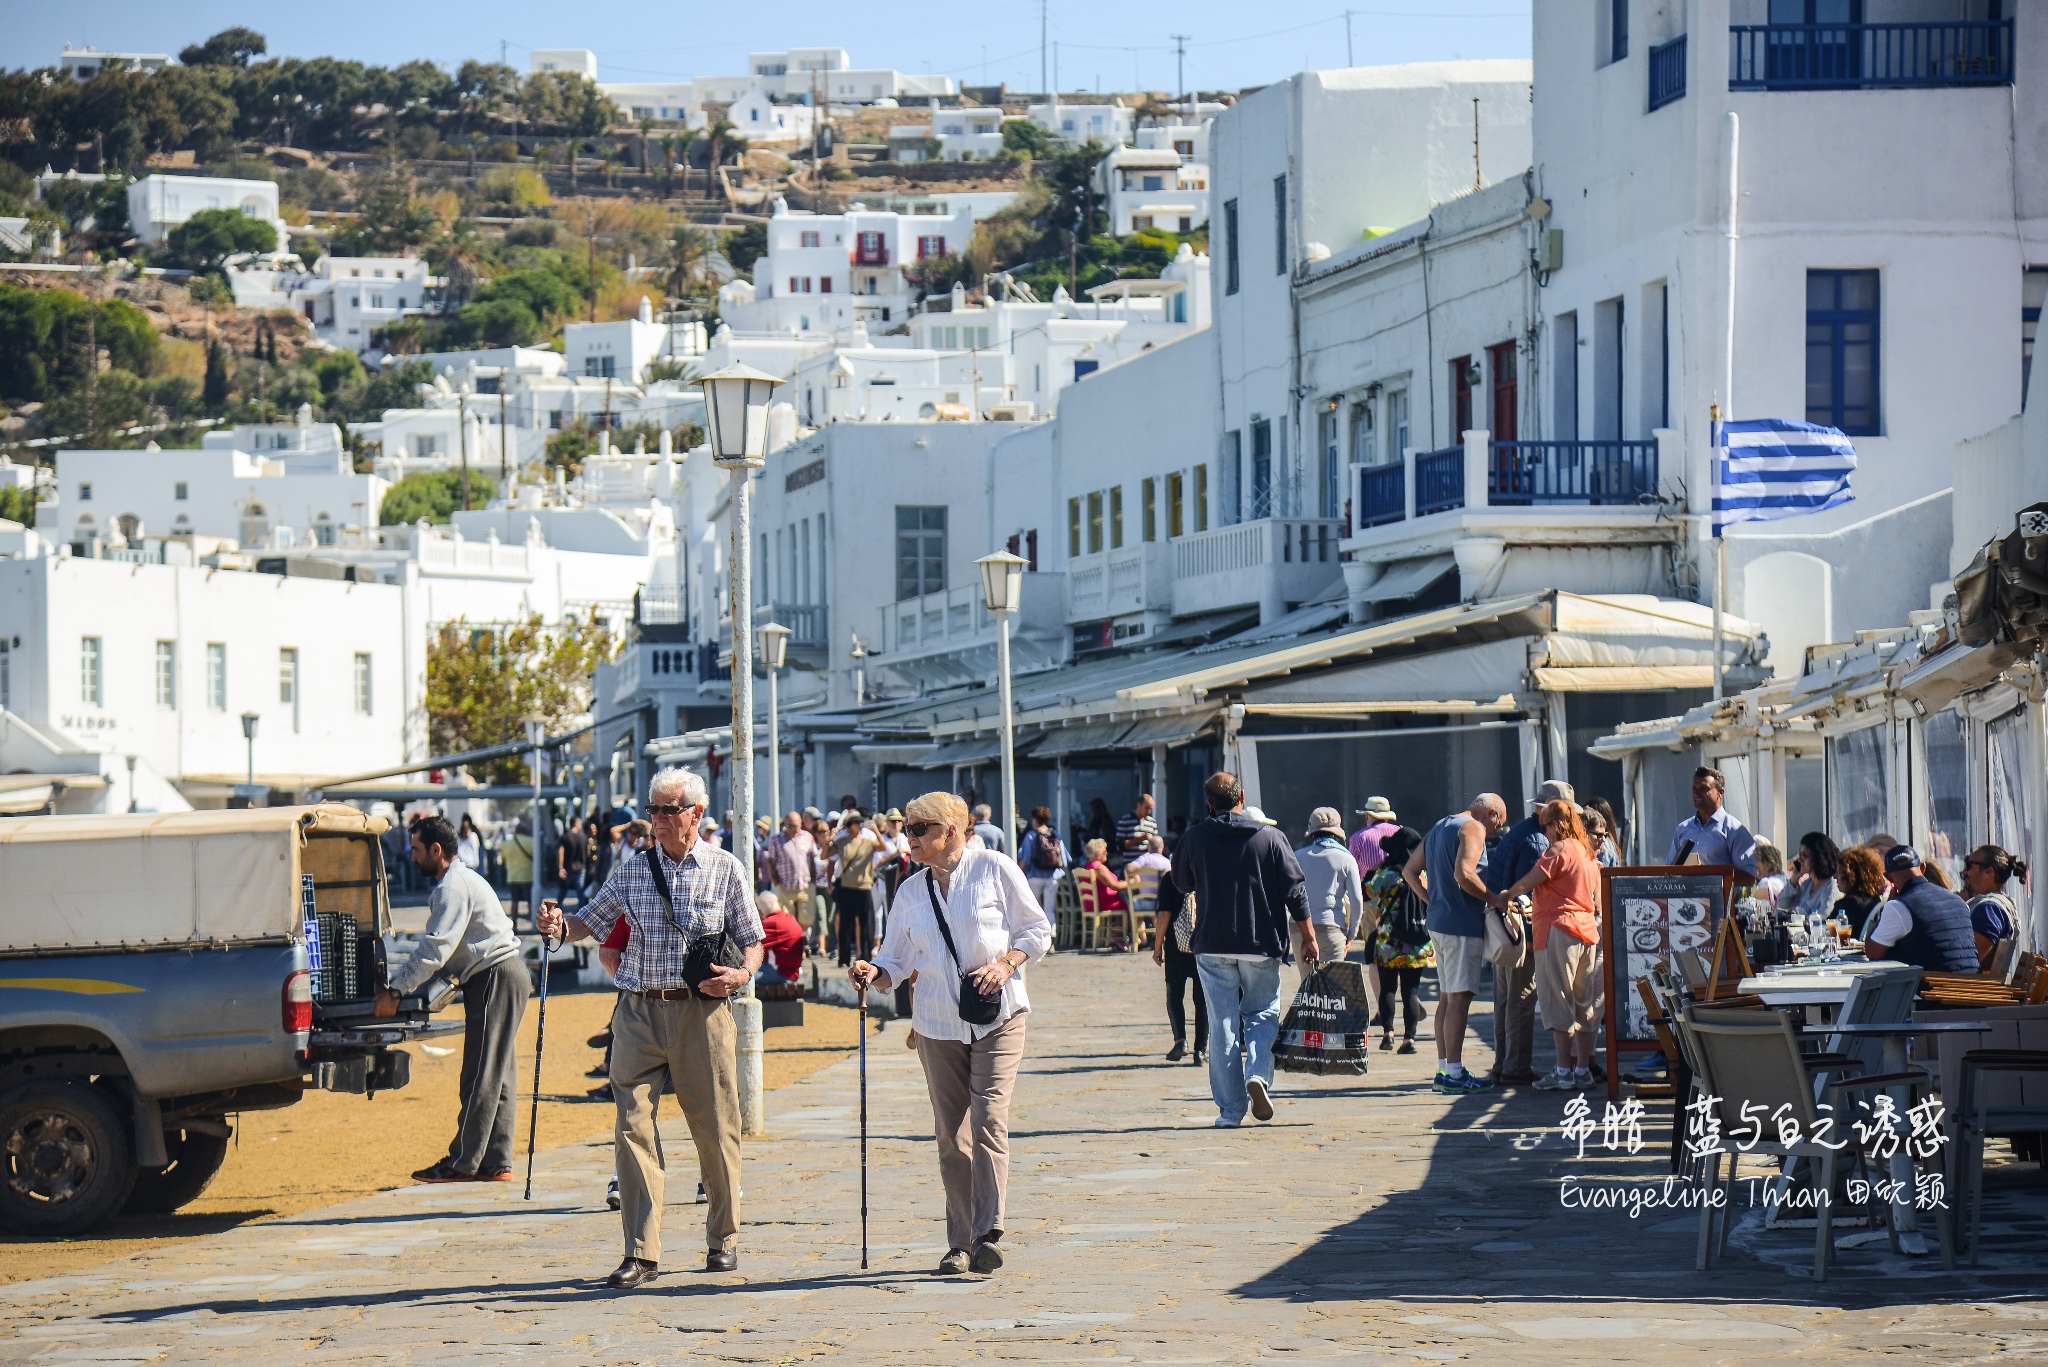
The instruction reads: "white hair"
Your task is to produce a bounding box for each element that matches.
[650,767,708,808]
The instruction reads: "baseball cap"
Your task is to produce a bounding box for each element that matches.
[1535,779,1576,805]
[1883,844,1922,874]
[1307,806,1346,838]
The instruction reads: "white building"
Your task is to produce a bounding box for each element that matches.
[564,297,704,381]
[127,174,288,254]
[265,255,438,352]
[1135,117,1213,165]
[726,90,816,144]
[1531,0,2039,674]
[0,550,416,808]
[718,200,974,336]
[599,46,956,122]
[40,415,385,552]
[896,107,1007,162]
[531,48,599,80]
[1095,146,1208,235]
[59,46,170,78]
[1028,102,1134,147]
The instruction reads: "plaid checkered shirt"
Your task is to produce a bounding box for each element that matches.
[570,840,763,993]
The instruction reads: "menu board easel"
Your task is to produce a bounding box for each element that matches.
[1601,865,1736,1099]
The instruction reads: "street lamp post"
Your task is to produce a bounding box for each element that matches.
[525,716,545,932]
[976,551,1029,850]
[697,363,786,884]
[240,711,260,788]
[758,621,792,828]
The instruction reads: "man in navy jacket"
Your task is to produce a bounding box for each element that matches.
[1170,772,1312,1127]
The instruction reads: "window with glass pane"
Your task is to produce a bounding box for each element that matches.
[279,647,299,732]
[155,641,176,708]
[1194,464,1208,531]
[80,637,102,705]
[207,643,227,710]
[354,653,373,715]
[1249,421,1272,518]
[1067,498,1081,557]
[1387,391,1410,463]
[895,506,947,601]
[1319,408,1340,516]
[1806,269,1879,435]
[1826,724,1888,845]
[1087,491,1104,554]
[0,640,9,713]
[1142,478,1157,542]
[1167,471,1184,538]
[1109,486,1124,549]
[1923,709,1969,881]
[1988,708,2031,887]
[1350,400,1375,466]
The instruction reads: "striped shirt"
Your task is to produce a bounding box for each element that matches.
[571,840,762,993]
[765,829,819,889]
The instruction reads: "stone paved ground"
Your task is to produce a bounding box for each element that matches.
[4,953,2046,1364]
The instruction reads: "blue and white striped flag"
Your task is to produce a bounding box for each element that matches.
[1713,418,1856,538]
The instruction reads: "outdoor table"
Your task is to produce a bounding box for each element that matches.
[1738,959,1887,1012]
[1802,1019,1994,1257]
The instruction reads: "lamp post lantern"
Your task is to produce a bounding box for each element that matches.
[976,550,1028,850]
[697,363,786,883]
[758,621,791,829]
[239,711,260,787]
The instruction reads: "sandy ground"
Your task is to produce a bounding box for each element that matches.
[0,985,876,1283]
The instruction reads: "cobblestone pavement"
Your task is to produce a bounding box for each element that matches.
[4,953,2045,1364]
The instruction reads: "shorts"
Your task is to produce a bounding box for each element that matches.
[1536,934,1603,1035]
[1434,933,1485,996]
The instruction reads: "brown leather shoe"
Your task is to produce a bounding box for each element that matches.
[705,1249,739,1273]
[1493,1070,1541,1086]
[606,1257,659,1289]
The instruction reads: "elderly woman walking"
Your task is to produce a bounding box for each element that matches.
[851,792,1052,1277]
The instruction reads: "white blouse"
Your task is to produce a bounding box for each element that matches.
[873,848,1053,1043]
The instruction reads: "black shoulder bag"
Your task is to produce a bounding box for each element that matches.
[646,847,744,991]
[925,870,1003,1026]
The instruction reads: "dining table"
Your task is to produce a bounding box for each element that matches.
[1801,1018,1995,1259]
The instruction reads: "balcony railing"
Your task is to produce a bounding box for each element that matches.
[1172,516,1344,620]
[1648,33,1687,110]
[1730,20,2013,90]
[639,583,684,625]
[1488,441,1658,506]
[852,242,891,266]
[1356,462,1406,528]
[764,602,828,650]
[1415,446,1466,516]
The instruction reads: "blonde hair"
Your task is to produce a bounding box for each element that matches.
[1085,838,1109,862]
[903,791,970,833]
[1754,839,1784,877]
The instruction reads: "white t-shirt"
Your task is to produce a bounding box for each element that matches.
[1868,899,1914,949]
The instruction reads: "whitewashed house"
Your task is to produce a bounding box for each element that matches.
[1028,102,1134,147]
[127,174,289,255]
[531,48,599,79]
[1095,146,1208,235]
[58,46,170,77]
[718,200,974,336]
[281,255,438,351]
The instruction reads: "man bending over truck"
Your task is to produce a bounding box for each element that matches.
[377,813,528,1182]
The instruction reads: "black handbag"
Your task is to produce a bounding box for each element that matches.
[645,848,743,991]
[926,871,1002,1026]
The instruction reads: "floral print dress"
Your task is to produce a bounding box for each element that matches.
[1368,866,1435,970]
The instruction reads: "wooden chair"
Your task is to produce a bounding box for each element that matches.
[1127,866,1161,950]
[1074,867,1112,949]
[1052,869,1082,950]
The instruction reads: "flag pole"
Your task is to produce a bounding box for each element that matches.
[1710,403,1724,699]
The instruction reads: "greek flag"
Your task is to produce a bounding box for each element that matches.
[1713,419,1856,537]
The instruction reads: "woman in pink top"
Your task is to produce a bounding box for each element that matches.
[1495,800,1604,1090]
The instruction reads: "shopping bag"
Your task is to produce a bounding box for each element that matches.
[1273,962,1373,1076]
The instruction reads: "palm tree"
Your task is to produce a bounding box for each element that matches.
[660,133,678,197]
[705,119,738,201]
[674,127,699,198]
[664,224,716,304]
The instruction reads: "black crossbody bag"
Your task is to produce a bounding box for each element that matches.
[925,870,1003,1026]
[646,847,744,991]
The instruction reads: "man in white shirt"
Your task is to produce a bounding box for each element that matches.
[851,791,1052,1278]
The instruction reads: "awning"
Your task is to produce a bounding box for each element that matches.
[1029,721,1135,758]
[1355,555,1455,605]
[1115,710,1218,749]
[1532,664,1719,691]
[915,735,1038,769]
[851,742,939,766]
[0,772,109,815]
[1896,639,2021,712]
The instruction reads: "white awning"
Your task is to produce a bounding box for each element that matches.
[1355,555,1455,605]
[1115,710,1218,749]
[1030,721,1136,758]
[916,735,1038,769]
[851,742,940,766]
[1895,640,2021,712]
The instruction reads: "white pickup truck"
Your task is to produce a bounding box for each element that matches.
[0,805,457,1234]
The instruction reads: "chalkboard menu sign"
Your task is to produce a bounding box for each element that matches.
[1600,866,1736,1055]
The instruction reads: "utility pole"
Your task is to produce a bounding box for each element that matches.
[1472,97,1482,190]
[1171,34,1188,106]
[500,39,507,67]
[586,205,597,323]
[1345,11,1355,67]
[458,393,471,510]
[498,376,509,487]
[1040,0,1048,94]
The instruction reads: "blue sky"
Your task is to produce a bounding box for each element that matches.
[12,3,1530,95]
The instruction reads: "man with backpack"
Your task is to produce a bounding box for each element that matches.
[1020,805,1067,921]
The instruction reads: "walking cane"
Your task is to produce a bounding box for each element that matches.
[858,978,869,1270]
[524,921,560,1201]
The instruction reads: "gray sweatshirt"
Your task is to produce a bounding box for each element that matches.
[1295,836,1367,936]
[388,863,521,994]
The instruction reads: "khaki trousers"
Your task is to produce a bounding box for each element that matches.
[914,1011,1028,1253]
[774,884,814,935]
[610,991,742,1262]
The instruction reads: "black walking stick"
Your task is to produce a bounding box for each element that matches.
[524,923,560,1201]
[858,977,869,1270]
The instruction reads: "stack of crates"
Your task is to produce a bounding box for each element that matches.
[303,874,371,1002]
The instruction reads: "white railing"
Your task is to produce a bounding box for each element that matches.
[1171,516,1345,620]
[412,526,533,578]
[1068,543,1163,622]
[888,583,989,655]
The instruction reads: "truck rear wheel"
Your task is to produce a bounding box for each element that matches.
[0,1078,137,1236]
[123,1127,232,1214]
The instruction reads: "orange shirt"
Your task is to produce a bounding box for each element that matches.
[1530,838,1601,949]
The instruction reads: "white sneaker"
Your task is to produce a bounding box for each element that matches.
[1532,1071,1575,1091]
[1246,1076,1275,1122]
[1572,1070,1595,1089]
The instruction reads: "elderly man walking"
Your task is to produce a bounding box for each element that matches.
[766,811,821,954]
[1170,773,1312,1127]
[1404,793,1508,1094]
[538,768,764,1288]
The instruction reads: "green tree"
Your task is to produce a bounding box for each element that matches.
[424,613,616,784]
[724,221,767,275]
[1000,118,1058,160]
[663,224,717,302]
[180,27,267,68]
[379,469,501,525]
[332,174,436,255]
[202,339,230,409]
[0,484,36,525]
[167,206,278,268]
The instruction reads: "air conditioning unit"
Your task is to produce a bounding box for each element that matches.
[986,402,1036,421]
[1535,228,1564,273]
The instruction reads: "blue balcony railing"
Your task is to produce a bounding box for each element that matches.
[1488,441,1657,506]
[1730,21,2012,90]
[1415,446,1466,516]
[1648,33,1687,110]
[1355,462,1405,528]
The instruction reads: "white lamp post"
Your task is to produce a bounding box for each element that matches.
[697,363,786,884]
[525,715,545,930]
[976,550,1029,851]
[758,621,792,829]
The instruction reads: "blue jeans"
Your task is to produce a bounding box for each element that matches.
[1195,955,1285,1123]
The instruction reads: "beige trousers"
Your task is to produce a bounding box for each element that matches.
[610,991,742,1261]
[774,884,814,933]
[914,1011,1028,1253]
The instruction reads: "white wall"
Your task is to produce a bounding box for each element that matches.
[47,447,387,549]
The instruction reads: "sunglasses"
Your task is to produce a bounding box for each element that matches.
[904,820,942,840]
[648,803,697,818]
